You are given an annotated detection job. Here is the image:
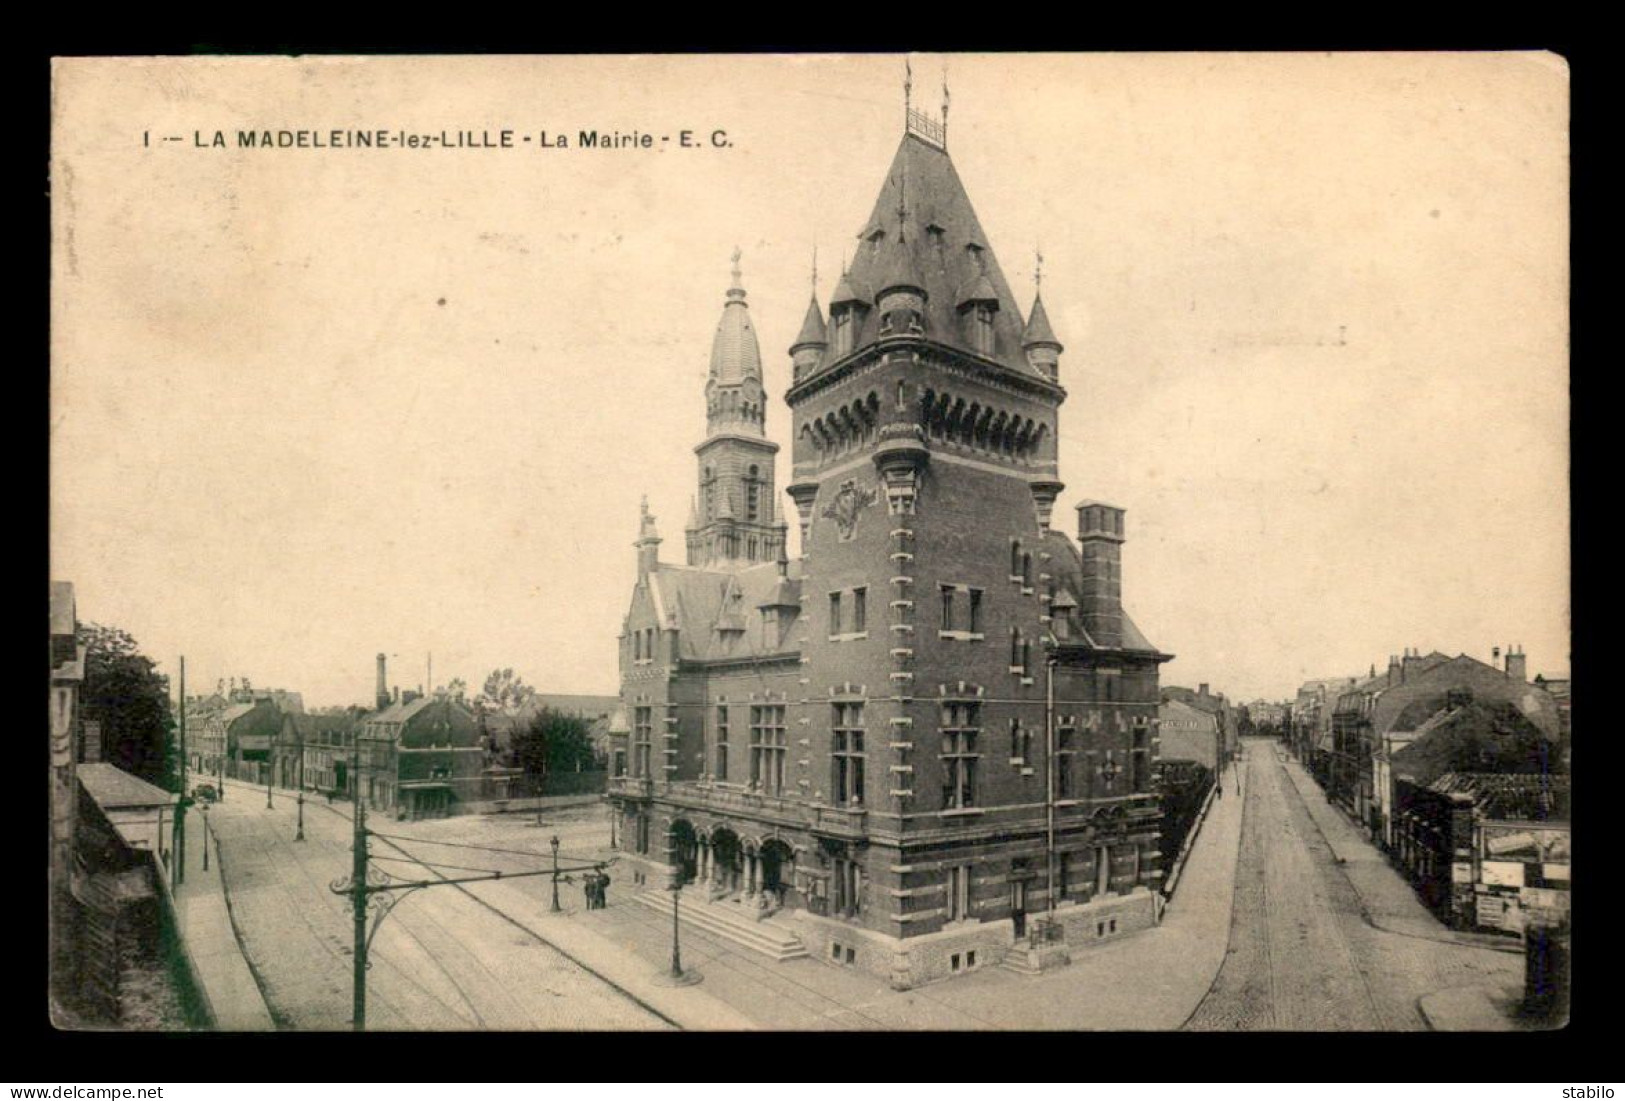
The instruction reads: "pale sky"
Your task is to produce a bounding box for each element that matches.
[50,53,1570,707]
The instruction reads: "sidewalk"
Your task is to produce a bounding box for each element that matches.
[1276,752,1520,955]
[170,814,277,1031]
[506,759,1249,1030]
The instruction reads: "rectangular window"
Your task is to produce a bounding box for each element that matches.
[833,858,862,918]
[633,707,653,779]
[829,592,843,635]
[852,587,867,633]
[832,702,866,806]
[1057,851,1071,900]
[1056,722,1075,798]
[715,705,729,781]
[968,589,983,633]
[945,864,972,922]
[941,702,981,809]
[940,586,956,630]
[749,705,788,795]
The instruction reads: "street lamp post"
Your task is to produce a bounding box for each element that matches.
[201,804,210,872]
[266,747,275,809]
[670,877,684,978]
[296,758,306,842]
[550,835,562,912]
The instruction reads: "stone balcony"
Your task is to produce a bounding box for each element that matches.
[607,775,867,840]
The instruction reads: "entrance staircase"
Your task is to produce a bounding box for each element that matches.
[633,890,809,962]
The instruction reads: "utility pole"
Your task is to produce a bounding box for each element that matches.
[351,738,367,1031]
[1045,653,1057,920]
[266,732,275,810]
[295,732,306,842]
[201,804,210,872]
[174,655,187,890]
[670,876,684,978]
[550,835,562,912]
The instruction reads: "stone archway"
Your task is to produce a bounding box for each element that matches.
[710,827,743,894]
[670,819,699,885]
[759,838,797,907]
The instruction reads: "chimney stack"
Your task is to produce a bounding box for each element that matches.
[635,496,662,579]
[376,652,390,711]
[1075,501,1125,648]
[1388,654,1402,686]
[1506,645,1526,682]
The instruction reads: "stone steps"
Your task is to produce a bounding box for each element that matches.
[633,890,810,962]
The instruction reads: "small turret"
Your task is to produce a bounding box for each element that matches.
[635,496,662,579]
[1023,292,1063,381]
[790,294,828,381]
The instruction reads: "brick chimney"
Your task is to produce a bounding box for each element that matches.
[1388,654,1402,686]
[1506,645,1527,682]
[376,652,390,711]
[1401,647,1425,681]
[1075,501,1125,648]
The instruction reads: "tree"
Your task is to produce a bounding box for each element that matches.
[476,668,536,718]
[511,707,597,781]
[443,677,468,700]
[79,622,177,791]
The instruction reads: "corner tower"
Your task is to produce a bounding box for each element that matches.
[686,250,784,567]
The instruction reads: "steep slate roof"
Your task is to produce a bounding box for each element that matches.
[1389,700,1560,787]
[1038,529,1163,656]
[791,295,828,349]
[1355,655,1561,740]
[648,557,805,662]
[79,763,175,809]
[1022,293,1061,347]
[833,131,1047,379]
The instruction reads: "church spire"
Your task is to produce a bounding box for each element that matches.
[706,248,766,437]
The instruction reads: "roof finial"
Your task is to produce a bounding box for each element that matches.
[731,245,743,286]
[1035,246,1044,292]
[904,56,913,115]
[811,245,818,293]
[942,62,950,145]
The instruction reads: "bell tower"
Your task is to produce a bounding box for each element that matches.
[686,250,783,567]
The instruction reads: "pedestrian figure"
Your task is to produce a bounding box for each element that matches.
[583,876,594,909]
[597,872,611,908]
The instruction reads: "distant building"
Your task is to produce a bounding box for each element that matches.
[1291,675,1359,779]
[1162,684,1235,765]
[77,762,178,856]
[1157,698,1219,770]
[1334,648,1559,839]
[356,691,483,820]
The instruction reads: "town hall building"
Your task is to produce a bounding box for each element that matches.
[608,94,1172,989]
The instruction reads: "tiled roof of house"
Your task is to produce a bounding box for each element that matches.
[1429,771,1570,821]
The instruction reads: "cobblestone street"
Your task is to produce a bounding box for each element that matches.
[1184,740,1520,1030]
[199,780,671,1030]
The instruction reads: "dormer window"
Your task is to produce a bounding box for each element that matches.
[833,309,855,356]
[867,229,886,252]
[974,304,996,355]
[746,465,761,521]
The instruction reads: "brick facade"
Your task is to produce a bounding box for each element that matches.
[609,113,1170,988]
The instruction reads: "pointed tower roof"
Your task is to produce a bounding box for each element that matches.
[708,248,763,385]
[791,294,828,351]
[830,265,868,309]
[1022,292,1063,350]
[686,495,700,530]
[839,130,1042,376]
[956,271,999,310]
[876,234,928,300]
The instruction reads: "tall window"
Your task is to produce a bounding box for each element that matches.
[941,702,981,809]
[633,707,653,779]
[1011,539,1023,578]
[703,468,715,520]
[852,587,867,633]
[1057,852,1071,901]
[1010,718,1033,765]
[715,705,729,781]
[1131,719,1151,791]
[1056,720,1075,798]
[1010,627,1024,669]
[1021,553,1033,588]
[940,586,956,630]
[834,310,854,355]
[750,705,788,795]
[833,857,861,917]
[968,589,983,633]
[946,864,972,921]
[746,465,761,521]
[832,702,866,806]
[974,304,995,355]
[829,592,843,635]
